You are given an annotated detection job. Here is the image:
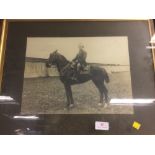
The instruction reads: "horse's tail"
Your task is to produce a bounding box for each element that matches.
[102,68,110,83]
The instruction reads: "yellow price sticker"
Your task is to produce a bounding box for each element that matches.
[132,121,141,130]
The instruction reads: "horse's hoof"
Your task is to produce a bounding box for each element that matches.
[104,104,108,108]
[63,108,67,111]
[106,102,110,106]
[69,104,74,108]
[98,103,102,106]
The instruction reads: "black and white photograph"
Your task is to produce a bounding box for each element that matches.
[1,19,155,135]
[21,37,133,114]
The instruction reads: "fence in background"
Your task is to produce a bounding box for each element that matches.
[24,58,130,78]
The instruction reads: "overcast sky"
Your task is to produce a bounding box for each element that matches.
[26,37,130,65]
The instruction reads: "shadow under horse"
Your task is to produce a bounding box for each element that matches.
[46,51,110,108]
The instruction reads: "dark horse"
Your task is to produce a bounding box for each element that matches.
[46,50,110,108]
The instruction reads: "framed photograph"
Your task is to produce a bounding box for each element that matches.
[0,20,155,134]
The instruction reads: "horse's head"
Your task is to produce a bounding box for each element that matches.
[46,50,59,68]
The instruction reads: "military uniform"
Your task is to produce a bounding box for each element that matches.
[72,49,87,68]
[71,48,87,81]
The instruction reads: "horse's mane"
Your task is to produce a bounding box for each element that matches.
[57,52,70,64]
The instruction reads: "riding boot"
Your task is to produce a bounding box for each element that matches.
[72,74,78,81]
[71,70,79,81]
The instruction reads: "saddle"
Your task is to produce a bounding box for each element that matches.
[71,61,90,74]
[61,62,90,80]
[79,65,90,74]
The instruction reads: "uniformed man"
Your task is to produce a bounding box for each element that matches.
[71,43,87,80]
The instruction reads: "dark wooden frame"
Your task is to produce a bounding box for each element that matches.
[0,20,155,135]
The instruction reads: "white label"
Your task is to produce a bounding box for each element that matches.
[95,121,109,130]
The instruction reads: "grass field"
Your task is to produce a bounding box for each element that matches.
[21,72,133,114]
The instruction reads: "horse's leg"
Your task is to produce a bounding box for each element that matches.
[68,85,74,108]
[100,91,104,104]
[64,84,71,106]
[92,79,104,105]
[102,83,109,104]
[64,84,74,108]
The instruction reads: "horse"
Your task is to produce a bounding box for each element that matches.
[46,50,110,108]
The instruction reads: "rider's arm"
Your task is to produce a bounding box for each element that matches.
[72,54,78,61]
[84,51,87,59]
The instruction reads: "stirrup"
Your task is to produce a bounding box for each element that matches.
[72,77,78,81]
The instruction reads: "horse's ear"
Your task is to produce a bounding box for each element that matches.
[54,50,58,54]
[50,50,57,56]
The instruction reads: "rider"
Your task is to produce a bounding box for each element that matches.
[71,43,87,80]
